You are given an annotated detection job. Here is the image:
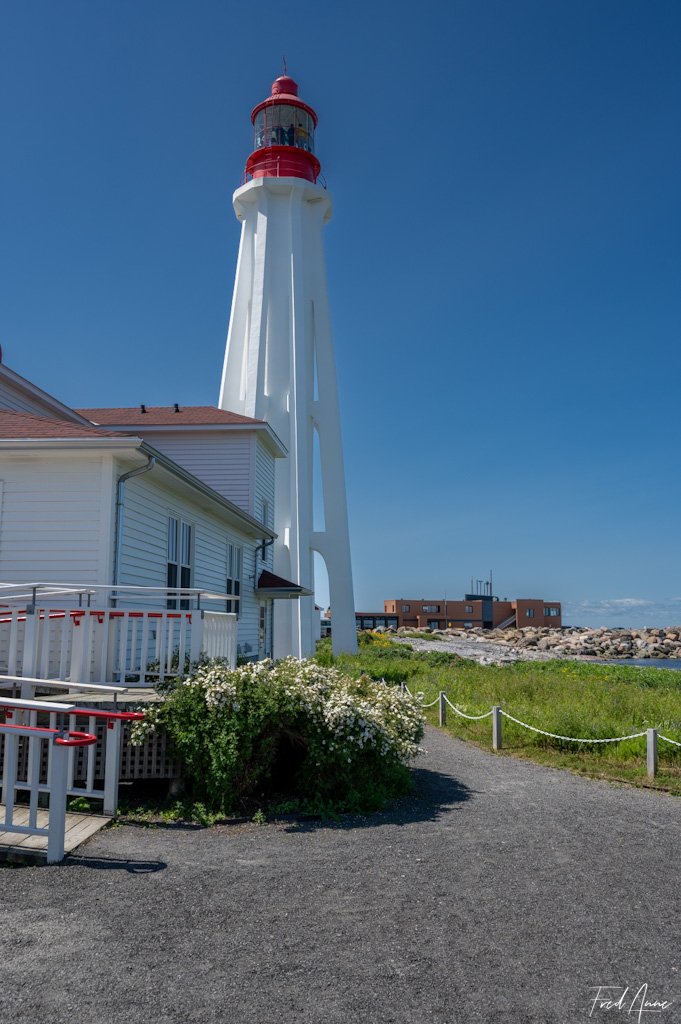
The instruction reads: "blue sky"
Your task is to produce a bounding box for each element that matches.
[1,1,680,627]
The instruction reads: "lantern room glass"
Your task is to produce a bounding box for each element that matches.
[254,106,315,153]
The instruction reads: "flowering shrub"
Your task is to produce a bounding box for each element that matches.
[131,658,425,814]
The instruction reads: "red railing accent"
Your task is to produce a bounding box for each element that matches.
[55,731,97,747]
[0,608,192,625]
[0,702,144,723]
[0,721,97,746]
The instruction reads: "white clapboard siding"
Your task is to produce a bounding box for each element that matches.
[118,472,261,656]
[137,431,255,514]
[0,458,107,584]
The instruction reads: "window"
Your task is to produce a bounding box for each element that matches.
[427,619,441,629]
[401,604,411,613]
[226,542,242,616]
[544,607,560,617]
[525,608,535,618]
[465,605,474,613]
[253,105,315,153]
[167,516,192,609]
[422,604,440,613]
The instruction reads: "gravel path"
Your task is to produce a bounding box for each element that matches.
[2,728,679,1024]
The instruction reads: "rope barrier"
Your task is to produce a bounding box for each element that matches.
[400,680,681,750]
[443,694,494,720]
[499,710,646,744]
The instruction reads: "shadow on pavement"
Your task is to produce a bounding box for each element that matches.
[64,854,167,873]
[279,766,473,833]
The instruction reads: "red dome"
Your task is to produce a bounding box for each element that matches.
[271,75,299,97]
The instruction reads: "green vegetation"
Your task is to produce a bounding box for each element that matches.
[315,635,681,795]
[115,796,225,827]
[130,657,424,816]
[67,795,95,813]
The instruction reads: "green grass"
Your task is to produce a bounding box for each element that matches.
[114,795,232,827]
[315,638,681,795]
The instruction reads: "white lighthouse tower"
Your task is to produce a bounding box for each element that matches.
[219,73,357,659]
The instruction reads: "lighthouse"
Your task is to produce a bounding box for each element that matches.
[219,74,357,659]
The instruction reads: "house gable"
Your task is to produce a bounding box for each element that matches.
[0,363,92,423]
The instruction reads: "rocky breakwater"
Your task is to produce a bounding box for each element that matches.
[398,625,681,661]
[488,625,681,660]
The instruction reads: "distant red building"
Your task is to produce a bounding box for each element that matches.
[354,593,561,631]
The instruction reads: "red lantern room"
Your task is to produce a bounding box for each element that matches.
[245,75,321,183]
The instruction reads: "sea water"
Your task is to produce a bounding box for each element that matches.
[600,658,681,671]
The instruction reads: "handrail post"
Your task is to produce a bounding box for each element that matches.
[438,691,446,727]
[103,719,122,815]
[492,706,502,751]
[647,728,658,779]
[47,739,69,863]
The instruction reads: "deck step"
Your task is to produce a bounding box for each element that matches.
[0,806,111,864]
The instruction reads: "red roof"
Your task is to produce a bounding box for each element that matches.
[77,406,264,427]
[0,410,128,440]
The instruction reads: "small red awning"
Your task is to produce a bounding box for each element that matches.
[255,570,313,599]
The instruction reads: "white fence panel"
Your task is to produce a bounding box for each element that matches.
[0,722,96,862]
[197,611,238,667]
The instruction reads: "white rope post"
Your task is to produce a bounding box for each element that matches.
[647,728,658,779]
[400,682,407,695]
[438,691,446,727]
[492,706,502,751]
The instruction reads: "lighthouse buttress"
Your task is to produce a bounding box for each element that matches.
[219,75,357,659]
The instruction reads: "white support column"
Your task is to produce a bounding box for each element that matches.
[21,608,38,699]
[2,732,17,823]
[103,720,122,815]
[190,610,205,667]
[47,740,68,864]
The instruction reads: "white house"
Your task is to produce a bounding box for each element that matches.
[0,361,314,670]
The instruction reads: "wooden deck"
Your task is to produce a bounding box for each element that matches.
[0,807,111,863]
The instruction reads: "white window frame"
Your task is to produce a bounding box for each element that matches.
[167,515,193,609]
[226,542,243,616]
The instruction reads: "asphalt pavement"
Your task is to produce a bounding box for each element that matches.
[1,727,679,1024]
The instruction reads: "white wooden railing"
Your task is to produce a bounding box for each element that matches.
[0,584,238,689]
[1,697,144,819]
[0,718,96,863]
